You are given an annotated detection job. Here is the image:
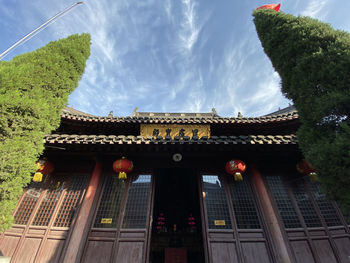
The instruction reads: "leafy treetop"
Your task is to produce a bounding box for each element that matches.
[253,9,350,216]
[0,34,91,231]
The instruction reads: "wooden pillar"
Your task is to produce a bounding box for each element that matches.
[62,161,103,263]
[251,165,292,263]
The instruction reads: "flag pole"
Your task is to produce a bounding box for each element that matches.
[0,2,83,60]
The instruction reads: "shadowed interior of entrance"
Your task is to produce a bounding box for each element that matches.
[150,169,205,263]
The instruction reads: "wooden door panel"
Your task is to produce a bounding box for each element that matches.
[329,228,347,236]
[81,240,114,263]
[114,230,147,262]
[313,239,337,263]
[89,230,117,238]
[290,240,315,263]
[265,175,350,263]
[5,226,25,235]
[0,235,21,257]
[238,231,264,239]
[80,173,154,263]
[201,174,274,263]
[210,242,238,263]
[115,241,143,263]
[0,173,89,263]
[14,237,41,263]
[334,237,350,262]
[241,242,270,263]
[119,230,146,239]
[208,231,234,240]
[38,238,65,263]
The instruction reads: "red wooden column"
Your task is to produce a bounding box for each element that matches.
[62,161,103,263]
[251,165,292,263]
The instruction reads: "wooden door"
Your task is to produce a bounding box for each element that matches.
[264,175,350,263]
[81,173,154,263]
[0,173,89,263]
[199,174,274,263]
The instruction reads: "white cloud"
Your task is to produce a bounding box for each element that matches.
[1,0,306,118]
[179,0,200,53]
[183,71,205,112]
[164,0,173,22]
[242,72,286,116]
[212,37,252,116]
[300,0,329,19]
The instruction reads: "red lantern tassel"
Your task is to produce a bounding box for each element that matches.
[234,172,243,181]
[118,172,127,180]
[33,172,43,182]
[309,172,318,182]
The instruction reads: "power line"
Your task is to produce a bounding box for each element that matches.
[0,2,83,60]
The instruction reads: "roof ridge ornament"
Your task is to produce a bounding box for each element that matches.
[132,107,139,117]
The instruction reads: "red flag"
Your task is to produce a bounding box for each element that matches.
[256,3,281,11]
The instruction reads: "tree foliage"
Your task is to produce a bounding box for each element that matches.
[253,10,350,216]
[0,34,90,231]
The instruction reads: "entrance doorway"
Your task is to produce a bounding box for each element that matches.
[150,169,205,263]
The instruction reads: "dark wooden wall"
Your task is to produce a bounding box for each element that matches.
[1,153,349,263]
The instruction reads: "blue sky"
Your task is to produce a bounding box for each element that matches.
[1,0,349,117]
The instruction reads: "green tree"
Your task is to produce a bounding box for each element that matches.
[0,34,90,231]
[253,10,350,216]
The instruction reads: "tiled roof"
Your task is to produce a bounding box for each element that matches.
[62,107,95,117]
[263,105,296,116]
[44,134,297,146]
[61,109,298,124]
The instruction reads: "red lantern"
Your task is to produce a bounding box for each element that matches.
[225,160,246,181]
[113,157,133,180]
[296,159,318,182]
[36,160,54,175]
[33,160,54,182]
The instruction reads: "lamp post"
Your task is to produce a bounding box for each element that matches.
[0,2,83,60]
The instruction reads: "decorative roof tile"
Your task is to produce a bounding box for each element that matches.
[44,134,297,146]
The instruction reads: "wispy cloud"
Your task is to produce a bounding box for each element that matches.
[212,35,255,116]
[164,0,173,22]
[242,72,290,116]
[182,71,205,112]
[1,0,346,118]
[300,0,328,19]
[179,0,200,52]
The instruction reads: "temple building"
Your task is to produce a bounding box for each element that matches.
[0,106,349,263]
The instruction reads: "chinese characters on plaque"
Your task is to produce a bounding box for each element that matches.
[140,124,210,139]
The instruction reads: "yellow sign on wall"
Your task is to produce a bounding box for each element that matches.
[140,124,210,139]
[101,218,113,224]
[214,220,226,226]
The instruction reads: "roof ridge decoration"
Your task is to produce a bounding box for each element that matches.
[61,107,298,124]
[131,107,219,118]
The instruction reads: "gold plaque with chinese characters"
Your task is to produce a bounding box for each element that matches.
[140,124,210,139]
